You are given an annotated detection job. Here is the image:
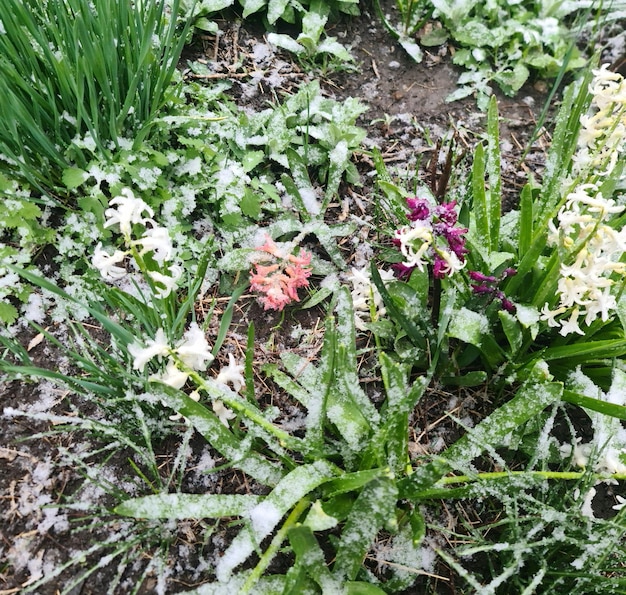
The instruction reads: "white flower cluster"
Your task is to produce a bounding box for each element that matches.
[346,267,394,331]
[574,64,626,178]
[561,369,626,517]
[129,325,244,427]
[541,66,626,336]
[92,188,181,298]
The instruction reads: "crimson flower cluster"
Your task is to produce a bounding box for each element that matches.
[392,197,469,279]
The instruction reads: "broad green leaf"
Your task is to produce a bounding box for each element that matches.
[443,380,563,466]
[398,37,423,62]
[334,475,398,581]
[471,142,489,252]
[115,493,261,519]
[287,525,341,592]
[267,0,290,24]
[371,266,428,350]
[316,38,353,62]
[0,301,18,325]
[156,387,283,487]
[486,94,501,251]
[266,33,304,54]
[498,309,523,355]
[240,0,266,17]
[542,339,626,364]
[447,307,489,348]
[562,390,626,421]
[399,379,563,498]
[216,461,338,581]
[518,183,533,257]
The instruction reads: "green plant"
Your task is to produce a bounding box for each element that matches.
[0,0,190,197]
[266,0,354,71]
[376,0,593,108]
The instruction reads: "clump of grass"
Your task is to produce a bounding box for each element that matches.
[0,0,189,198]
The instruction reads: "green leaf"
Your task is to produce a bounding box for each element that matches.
[267,0,291,24]
[542,340,626,364]
[115,493,261,519]
[0,301,19,325]
[518,183,533,257]
[399,379,563,498]
[287,525,341,592]
[346,582,389,595]
[398,36,423,62]
[486,94,501,251]
[334,475,398,581]
[562,390,626,421]
[447,307,489,348]
[216,461,339,581]
[498,309,522,355]
[240,0,266,18]
[471,142,489,252]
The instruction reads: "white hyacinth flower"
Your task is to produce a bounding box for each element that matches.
[92,242,127,280]
[128,328,170,371]
[151,358,189,389]
[176,323,214,371]
[394,222,433,271]
[215,353,245,393]
[212,400,237,427]
[133,224,174,263]
[148,264,182,299]
[104,187,154,240]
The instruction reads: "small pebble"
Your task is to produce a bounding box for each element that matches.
[388,60,401,70]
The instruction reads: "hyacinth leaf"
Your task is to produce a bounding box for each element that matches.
[618,294,626,333]
[333,288,380,426]
[6,265,136,347]
[211,283,247,356]
[287,525,342,592]
[442,379,563,465]
[541,339,626,365]
[537,74,592,224]
[368,353,429,474]
[518,183,533,258]
[562,390,626,420]
[156,386,283,487]
[486,94,502,252]
[370,265,428,350]
[471,142,489,253]
[448,307,506,368]
[399,379,563,499]
[114,493,261,519]
[498,309,523,355]
[333,474,399,581]
[324,138,351,209]
[215,461,339,581]
[286,148,318,216]
[346,583,389,595]
[441,370,489,387]
[321,468,389,499]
